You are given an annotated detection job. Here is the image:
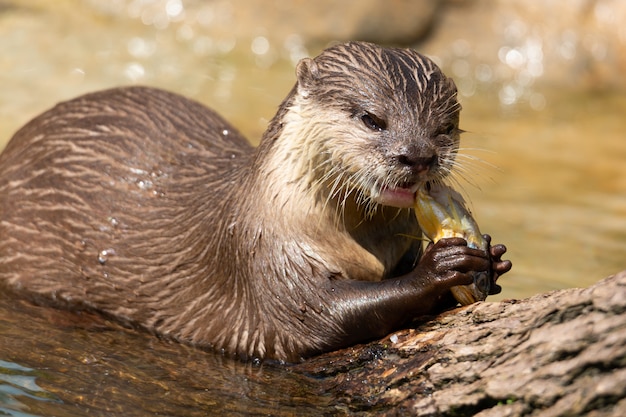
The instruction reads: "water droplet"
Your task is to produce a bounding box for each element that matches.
[222,129,229,136]
[150,170,165,179]
[98,252,107,265]
[75,240,87,252]
[108,217,119,227]
[137,180,153,190]
[98,249,116,265]
[129,167,149,176]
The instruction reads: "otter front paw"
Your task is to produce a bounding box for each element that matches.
[414,237,490,299]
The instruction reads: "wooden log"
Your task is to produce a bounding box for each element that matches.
[294,271,626,416]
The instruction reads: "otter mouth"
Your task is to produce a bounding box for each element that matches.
[375,182,420,208]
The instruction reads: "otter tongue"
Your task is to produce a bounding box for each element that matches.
[379,186,416,209]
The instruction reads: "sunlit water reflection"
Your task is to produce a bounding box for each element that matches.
[458,91,626,300]
[0,296,336,416]
[0,360,60,417]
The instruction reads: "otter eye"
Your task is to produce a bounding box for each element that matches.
[438,123,457,136]
[361,113,387,132]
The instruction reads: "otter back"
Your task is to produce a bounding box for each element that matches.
[0,86,252,316]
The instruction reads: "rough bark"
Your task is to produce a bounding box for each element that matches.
[294,271,626,416]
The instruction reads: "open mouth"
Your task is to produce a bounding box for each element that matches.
[375,182,420,208]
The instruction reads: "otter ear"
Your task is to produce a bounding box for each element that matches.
[295,58,320,97]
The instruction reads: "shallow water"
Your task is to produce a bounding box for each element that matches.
[0,296,336,416]
[1,1,625,415]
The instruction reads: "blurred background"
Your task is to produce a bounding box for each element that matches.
[1,0,625,299]
[1,1,625,416]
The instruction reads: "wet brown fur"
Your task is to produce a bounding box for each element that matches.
[0,42,463,362]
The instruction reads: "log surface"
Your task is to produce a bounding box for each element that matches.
[295,271,626,416]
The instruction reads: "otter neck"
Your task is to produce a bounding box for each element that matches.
[241,92,416,279]
[251,93,366,230]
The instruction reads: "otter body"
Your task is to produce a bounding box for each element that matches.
[0,42,509,362]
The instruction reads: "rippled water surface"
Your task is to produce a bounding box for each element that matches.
[0,297,335,416]
[1,1,625,415]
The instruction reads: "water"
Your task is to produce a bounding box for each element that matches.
[458,90,626,300]
[0,359,60,417]
[0,296,335,416]
[1,1,625,415]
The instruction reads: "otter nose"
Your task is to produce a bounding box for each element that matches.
[397,154,436,174]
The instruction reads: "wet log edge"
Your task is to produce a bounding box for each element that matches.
[292,271,626,416]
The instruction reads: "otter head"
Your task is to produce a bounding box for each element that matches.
[268,41,461,217]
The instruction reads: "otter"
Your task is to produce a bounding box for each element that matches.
[0,42,510,362]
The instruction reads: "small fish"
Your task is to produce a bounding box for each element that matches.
[414,183,490,305]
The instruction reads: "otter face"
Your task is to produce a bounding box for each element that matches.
[293,42,461,212]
